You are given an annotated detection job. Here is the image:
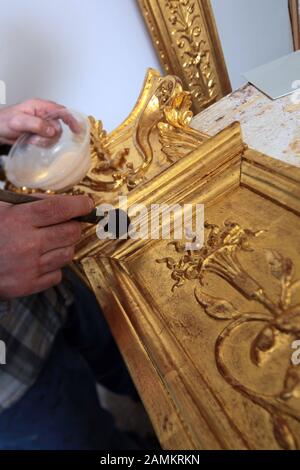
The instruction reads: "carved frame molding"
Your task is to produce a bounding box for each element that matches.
[71,73,300,451]
[81,125,300,449]
[138,0,232,113]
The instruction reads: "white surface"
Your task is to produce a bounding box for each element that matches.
[211,0,294,89]
[192,84,300,168]
[0,0,161,131]
[244,51,300,100]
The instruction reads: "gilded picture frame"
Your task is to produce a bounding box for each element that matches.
[137,0,232,113]
[81,122,300,450]
[3,66,300,449]
[72,70,300,450]
[289,0,300,50]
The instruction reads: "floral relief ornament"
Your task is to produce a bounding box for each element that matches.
[157,220,300,449]
[165,0,218,104]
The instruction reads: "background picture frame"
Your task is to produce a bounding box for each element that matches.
[289,0,300,50]
[137,0,232,113]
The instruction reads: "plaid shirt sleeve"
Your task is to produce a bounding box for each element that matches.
[0,279,73,411]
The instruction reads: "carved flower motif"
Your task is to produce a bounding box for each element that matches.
[157,220,300,449]
[165,0,217,105]
[157,220,263,290]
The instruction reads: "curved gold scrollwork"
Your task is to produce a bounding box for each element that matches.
[158,221,300,450]
[5,69,207,199]
[75,70,207,196]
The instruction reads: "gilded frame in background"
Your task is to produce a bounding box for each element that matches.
[289,0,300,50]
[138,0,232,113]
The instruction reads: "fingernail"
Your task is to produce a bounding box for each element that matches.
[46,126,55,136]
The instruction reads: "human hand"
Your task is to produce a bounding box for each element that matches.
[0,99,68,145]
[0,194,93,299]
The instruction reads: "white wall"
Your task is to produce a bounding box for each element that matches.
[211,0,294,89]
[0,0,161,131]
[0,0,295,130]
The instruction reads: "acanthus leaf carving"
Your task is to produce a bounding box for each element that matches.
[73,73,207,195]
[165,0,219,105]
[194,289,240,321]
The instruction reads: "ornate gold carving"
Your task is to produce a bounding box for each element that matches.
[74,73,205,196]
[138,0,231,113]
[158,91,207,161]
[73,71,206,197]
[79,119,300,449]
[4,70,207,199]
[165,0,218,102]
[158,221,264,292]
[78,117,133,192]
[158,221,300,449]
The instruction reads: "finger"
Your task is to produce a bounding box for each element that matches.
[22,99,66,116]
[39,221,82,253]
[10,113,58,138]
[39,245,75,274]
[60,112,82,134]
[28,119,63,148]
[47,118,62,134]
[0,138,15,145]
[0,201,13,209]
[34,270,63,293]
[26,195,94,227]
[41,108,81,134]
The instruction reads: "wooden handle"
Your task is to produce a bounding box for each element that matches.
[0,190,131,233]
[0,189,41,205]
[0,189,99,224]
